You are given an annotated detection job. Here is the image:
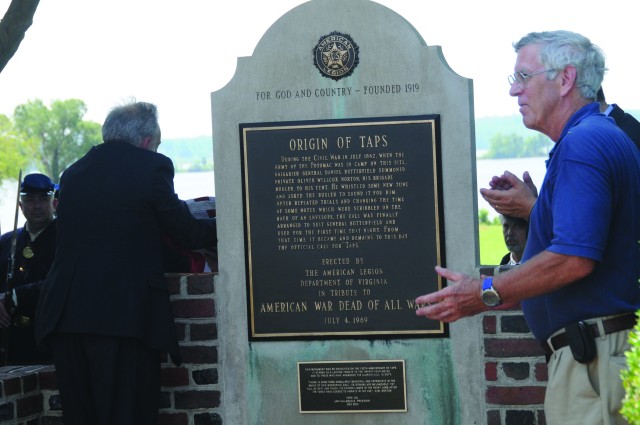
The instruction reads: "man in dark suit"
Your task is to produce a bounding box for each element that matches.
[597,87,640,149]
[35,101,217,425]
[0,173,57,365]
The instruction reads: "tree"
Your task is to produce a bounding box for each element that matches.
[13,99,102,180]
[482,132,552,159]
[520,133,552,157]
[0,114,34,181]
[478,208,490,225]
[0,0,40,74]
[483,133,525,159]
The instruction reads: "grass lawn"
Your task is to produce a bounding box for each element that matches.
[479,223,507,266]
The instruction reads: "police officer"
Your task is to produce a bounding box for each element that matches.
[0,173,57,364]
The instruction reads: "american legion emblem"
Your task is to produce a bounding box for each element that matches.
[313,31,359,81]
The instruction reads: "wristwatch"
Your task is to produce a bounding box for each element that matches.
[481,277,502,307]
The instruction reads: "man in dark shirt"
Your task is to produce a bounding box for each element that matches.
[499,215,528,266]
[597,87,640,149]
[0,173,57,364]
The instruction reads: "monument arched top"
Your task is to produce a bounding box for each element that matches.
[226,0,466,89]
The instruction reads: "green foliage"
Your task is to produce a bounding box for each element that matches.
[478,209,503,226]
[483,133,525,159]
[622,312,640,424]
[482,132,552,159]
[479,223,506,265]
[521,133,552,157]
[478,209,507,265]
[474,115,539,151]
[478,208,490,225]
[13,99,101,180]
[158,136,214,172]
[0,114,35,182]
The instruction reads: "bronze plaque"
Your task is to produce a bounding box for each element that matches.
[298,360,407,413]
[241,116,445,339]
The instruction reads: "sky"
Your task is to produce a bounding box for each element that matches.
[0,0,638,140]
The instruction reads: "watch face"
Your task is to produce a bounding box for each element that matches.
[482,290,500,307]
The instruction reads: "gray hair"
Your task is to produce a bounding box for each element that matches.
[513,30,606,101]
[102,101,161,148]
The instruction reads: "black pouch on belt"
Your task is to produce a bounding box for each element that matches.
[565,321,597,364]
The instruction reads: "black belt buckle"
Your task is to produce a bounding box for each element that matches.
[565,321,597,364]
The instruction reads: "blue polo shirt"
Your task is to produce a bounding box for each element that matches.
[521,102,640,341]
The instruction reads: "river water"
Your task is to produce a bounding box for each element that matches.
[475,156,547,218]
[0,171,217,232]
[0,158,547,231]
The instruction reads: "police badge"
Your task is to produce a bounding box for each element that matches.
[313,31,359,81]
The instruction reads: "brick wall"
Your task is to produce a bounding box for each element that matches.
[160,273,221,425]
[481,267,548,425]
[483,307,548,425]
[0,271,551,424]
[0,365,60,425]
[0,272,221,425]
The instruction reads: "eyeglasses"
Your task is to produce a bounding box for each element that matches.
[508,69,556,87]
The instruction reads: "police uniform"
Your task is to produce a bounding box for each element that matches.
[0,173,57,364]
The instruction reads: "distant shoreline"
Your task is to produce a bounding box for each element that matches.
[0,155,547,231]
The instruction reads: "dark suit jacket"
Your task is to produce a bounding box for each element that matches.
[609,104,640,150]
[35,142,216,363]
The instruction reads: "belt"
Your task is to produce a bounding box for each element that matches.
[542,313,637,355]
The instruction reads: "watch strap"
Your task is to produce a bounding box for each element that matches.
[482,277,493,291]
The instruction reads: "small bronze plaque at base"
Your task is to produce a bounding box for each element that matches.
[298,360,406,413]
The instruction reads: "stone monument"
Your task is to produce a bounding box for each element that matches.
[211,1,483,423]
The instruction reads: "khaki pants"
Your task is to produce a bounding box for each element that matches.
[545,326,631,425]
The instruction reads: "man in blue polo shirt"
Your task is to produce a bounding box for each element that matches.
[415,30,640,424]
